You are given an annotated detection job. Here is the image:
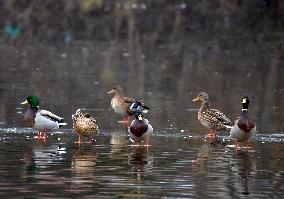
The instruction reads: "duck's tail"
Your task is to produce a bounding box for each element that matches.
[129,102,150,114]
[59,122,67,128]
[224,124,233,129]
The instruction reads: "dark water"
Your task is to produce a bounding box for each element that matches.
[0,39,284,197]
[0,128,283,198]
[1,2,284,197]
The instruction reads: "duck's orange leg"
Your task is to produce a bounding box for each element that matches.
[75,135,82,145]
[88,138,93,144]
[43,129,47,143]
[244,141,251,151]
[117,116,130,126]
[37,131,41,141]
[117,116,126,124]
[134,141,140,147]
[235,140,240,150]
[208,129,212,137]
[144,140,151,152]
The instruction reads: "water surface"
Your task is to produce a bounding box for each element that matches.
[0,1,284,197]
[0,128,283,198]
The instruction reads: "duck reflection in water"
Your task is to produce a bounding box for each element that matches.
[71,145,98,175]
[70,146,98,192]
[21,144,66,179]
[128,147,153,179]
[109,131,129,157]
[192,143,213,173]
[21,147,37,178]
[229,150,255,196]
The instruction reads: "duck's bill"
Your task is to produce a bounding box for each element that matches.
[192,97,199,102]
[21,100,28,105]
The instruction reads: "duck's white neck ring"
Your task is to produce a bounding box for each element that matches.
[242,109,248,111]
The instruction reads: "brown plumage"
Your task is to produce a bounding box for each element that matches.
[193,92,232,138]
[72,109,98,144]
[108,85,149,125]
[108,85,136,116]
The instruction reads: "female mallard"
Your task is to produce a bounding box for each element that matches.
[230,95,256,149]
[108,85,149,125]
[21,95,67,142]
[128,110,153,147]
[72,109,98,144]
[192,92,232,137]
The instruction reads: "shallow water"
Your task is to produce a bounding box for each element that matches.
[1,2,284,197]
[0,128,283,198]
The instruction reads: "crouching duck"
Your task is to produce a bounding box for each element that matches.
[230,95,256,149]
[21,95,67,142]
[72,109,99,145]
[128,110,153,148]
[192,92,232,138]
[108,85,149,126]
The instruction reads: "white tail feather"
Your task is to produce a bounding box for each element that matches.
[225,125,233,129]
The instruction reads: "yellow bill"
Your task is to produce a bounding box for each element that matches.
[21,100,28,105]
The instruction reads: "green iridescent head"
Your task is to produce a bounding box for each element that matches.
[241,95,250,109]
[21,95,40,108]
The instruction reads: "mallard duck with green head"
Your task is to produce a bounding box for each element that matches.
[192,92,232,138]
[21,95,67,142]
[230,95,256,149]
[108,85,149,126]
[128,109,153,148]
[72,109,99,144]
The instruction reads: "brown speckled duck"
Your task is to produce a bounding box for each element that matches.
[72,109,98,144]
[193,92,232,137]
[108,85,149,126]
[230,95,256,149]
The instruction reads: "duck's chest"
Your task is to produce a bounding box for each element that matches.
[111,97,127,115]
[24,107,38,127]
[129,121,148,137]
[198,111,214,128]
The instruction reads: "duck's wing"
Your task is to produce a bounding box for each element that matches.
[123,96,136,104]
[122,97,136,114]
[210,109,231,125]
[201,109,232,129]
[39,110,64,122]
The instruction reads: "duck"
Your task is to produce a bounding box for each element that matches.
[72,109,99,144]
[108,85,149,126]
[21,95,67,142]
[192,92,232,138]
[128,110,153,148]
[230,95,256,149]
